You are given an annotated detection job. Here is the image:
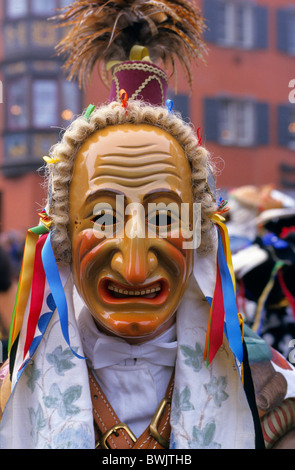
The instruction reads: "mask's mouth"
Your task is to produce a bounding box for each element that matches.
[108,281,161,298]
[98,278,169,305]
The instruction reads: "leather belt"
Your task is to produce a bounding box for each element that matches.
[88,367,174,450]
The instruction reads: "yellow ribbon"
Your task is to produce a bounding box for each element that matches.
[8,225,49,354]
[106,45,151,71]
[43,156,60,165]
[129,45,151,61]
[211,213,236,293]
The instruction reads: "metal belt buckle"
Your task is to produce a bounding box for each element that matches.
[99,423,137,449]
[149,397,171,449]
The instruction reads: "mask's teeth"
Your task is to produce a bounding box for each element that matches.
[108,284,161,296]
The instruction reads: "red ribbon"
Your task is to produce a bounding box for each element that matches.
[120,89,128,116]
[204,256,225,365]
[23,234,48,359]
[197,127,203,146]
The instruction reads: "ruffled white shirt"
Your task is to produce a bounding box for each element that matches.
[77,308,177,438]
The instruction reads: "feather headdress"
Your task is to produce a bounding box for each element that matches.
[52,0,207,89]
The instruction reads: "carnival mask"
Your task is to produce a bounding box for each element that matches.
[69,124,194,342]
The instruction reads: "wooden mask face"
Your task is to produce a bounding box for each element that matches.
[69,124,194,342]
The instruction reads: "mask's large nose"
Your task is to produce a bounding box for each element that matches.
[111,203,158,284]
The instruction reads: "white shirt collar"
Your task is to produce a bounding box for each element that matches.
[77,307,177,369]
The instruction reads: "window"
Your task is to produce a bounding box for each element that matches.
[61,80,81,124]
[6,77,81,131]
[5,0,65,19]
[31,0,57,15]
[7,77,29,130]
[4,73,82,168]
[280,163,295,189]
[59,0,72,7]
[166,90,190,122]
[278,105,295,149]
[277,9,295,55]
[290,108,295,150]
[4,134,29,160]
[218,2,254,48]
[219,100,255,146]
[203,0,268,50]
[204,97,269,147]
[0,192,2,233]
[289,15,295,54]
[32,80,58,128]
[6,0,28,18]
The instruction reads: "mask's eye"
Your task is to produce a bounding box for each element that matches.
[148,210,173,227]
[147,209,180,236]
[91,209,117,229]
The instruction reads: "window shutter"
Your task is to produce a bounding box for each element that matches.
[278,105,290,146]
[204,98,219,142]
[167,91,190,122]
[277,9,289,53]
[256,102,269,146]
[254,6,268,49]
[203,0,220,43]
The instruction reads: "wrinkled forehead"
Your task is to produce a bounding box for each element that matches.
[70,124,193,207]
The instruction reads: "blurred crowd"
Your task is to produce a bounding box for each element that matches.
[0,231,25,363]
[226,185,295,360]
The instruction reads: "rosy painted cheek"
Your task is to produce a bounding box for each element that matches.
[73,227,191,283]
[73,229,109,271]
[165,232,192,259]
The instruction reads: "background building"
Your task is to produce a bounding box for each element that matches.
[198,0,295,192]
[0,0,82,234]
[0,0,294,238]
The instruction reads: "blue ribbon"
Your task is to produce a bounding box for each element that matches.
[41,233,85,360]
[166,99,174,113]
[217,230,243,365]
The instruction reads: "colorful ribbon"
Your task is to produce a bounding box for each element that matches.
[84,104,95,121]
[9,224,85,362]
[41,233,85,360]
[204,215,243,368]
[23,234,48,360]
[197,127,203,146]
[166,99,174,113]
[8,224,49,355]
[120,89,128,116]
[43,156,60,165]
[216,197,230,216]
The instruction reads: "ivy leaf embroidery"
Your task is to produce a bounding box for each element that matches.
[52,427,93,449]
[24,365,41,393]
[204,375,229,407]
[189,421,221,449]
[43,383,82,419]
[29,404,46,445]
[175,386,195,412]
[180,342,203,372]
[46,345,78,376]
[171,386,195,425]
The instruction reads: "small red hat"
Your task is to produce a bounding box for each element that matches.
[109,51,168,107]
